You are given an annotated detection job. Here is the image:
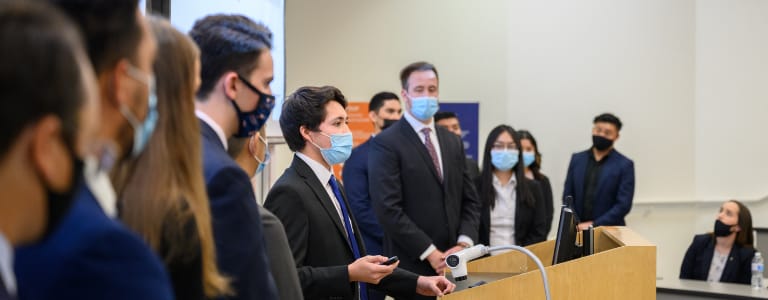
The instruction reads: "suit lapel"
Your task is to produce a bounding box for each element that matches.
[399,119,442,183]
[291,156,350,248]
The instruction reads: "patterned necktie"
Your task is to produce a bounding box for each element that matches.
[421,127,442,181]
[328,175,368,300]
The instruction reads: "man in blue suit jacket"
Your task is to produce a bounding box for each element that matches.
[190,14,279,300]
[343,91,402,257]
[563,113,635,229]
[14,1,173,299]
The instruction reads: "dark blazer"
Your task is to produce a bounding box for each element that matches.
[14,183,173,299]
[680,234,756,284]
[537,175,554,236]
[342,137,384,256]
[160,213,204,300]
[199,120,278,300]
[562,149,635,226]
[258,206,304,300]
[476,177,548,247]
[265,155,418,300]
[368,118,482,277]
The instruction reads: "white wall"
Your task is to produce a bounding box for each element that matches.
[281,0,768,280]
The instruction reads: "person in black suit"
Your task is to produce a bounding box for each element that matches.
[227,130,305,300]
[562,113,635,230]
[343,91,402,257]
[434,111,480,181]
[518,130,555,237]
[368,62,482,286]
[0,2,97,298]
[265,86,455,300]
[190,14,279,299]
[476,125,547,249]
[342,91,402,300]
[680,200,756,284]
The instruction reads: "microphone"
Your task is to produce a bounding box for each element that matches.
[445,245,489,281]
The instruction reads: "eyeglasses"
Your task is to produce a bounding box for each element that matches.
[249,134,270,164]
[492,143,517,151]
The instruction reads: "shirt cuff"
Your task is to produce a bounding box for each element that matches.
[457,235,474,247]
[419,244,437,261]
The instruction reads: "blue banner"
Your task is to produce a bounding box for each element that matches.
[437,102,479,161]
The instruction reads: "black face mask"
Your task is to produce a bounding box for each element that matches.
[714,219,735,237]
[43,149,84,237]
[381,119,398,130]
[592,135,614,151]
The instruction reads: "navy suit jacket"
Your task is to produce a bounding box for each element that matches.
[265,155,417,300]
[369,118,482,277]
[679,234,755,284]
[199,120,278,300]
[342,137,384,256]
[14,183,173,300]
[562,149,635,226]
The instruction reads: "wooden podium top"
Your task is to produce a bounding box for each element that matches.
[441,226,657,300]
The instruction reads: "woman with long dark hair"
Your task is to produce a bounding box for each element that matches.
[680,200,756,284]
[112,16,231,299]
[476,125,547,250]
[518,130,555,236]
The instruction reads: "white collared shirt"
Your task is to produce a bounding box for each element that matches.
[402,111,443,178]
[490,174,517,254]
[295,152,351,236]
[84,155,117,218]
[0,232,16,297]
[195,110,228,150]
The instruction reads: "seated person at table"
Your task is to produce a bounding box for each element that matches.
[679,200,755,284]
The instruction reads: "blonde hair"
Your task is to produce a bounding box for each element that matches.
[113,16,231,297]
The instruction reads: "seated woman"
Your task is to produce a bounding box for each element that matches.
[679,200,755,284]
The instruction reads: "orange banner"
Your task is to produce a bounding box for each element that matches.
[334,102,375,180]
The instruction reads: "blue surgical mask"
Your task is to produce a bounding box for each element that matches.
[232,74,276,138]
[522,151,536,167]
[409,96,439,121]
[311,132,353,165]
[120,65,158,157]
[250,134,270,175]
[491,149,519,171]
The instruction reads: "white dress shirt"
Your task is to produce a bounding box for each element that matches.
[295,152,352,236]
[84,155,118,218]
[403,112,474,260]
[490,173,517,254]
[196,110,229,150]
[0,232,16,297]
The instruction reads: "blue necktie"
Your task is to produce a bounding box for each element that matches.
[329,175,368,300]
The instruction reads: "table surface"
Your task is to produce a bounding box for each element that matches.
[657,278,768,299]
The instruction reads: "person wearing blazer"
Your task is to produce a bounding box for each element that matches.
[265,86,454,300]
[563,113,635,229]
[680,200,756,284]
[518,130,555,236]
[190,14,279,299]
[475,125,548,249]
[342,91,402,258]
[227,131,305,300]
[369,62,482,287]
[13,1,173,299]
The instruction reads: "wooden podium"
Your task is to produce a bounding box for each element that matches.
[440,227,656,300]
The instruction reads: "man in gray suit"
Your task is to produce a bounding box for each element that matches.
[228,132,304,300]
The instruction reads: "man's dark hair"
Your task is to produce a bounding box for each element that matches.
[434,111,458,123]
[50,0,142,75]
[399,61,439,90]
[593,113,623,131]
[368,91,399,113]
[280,86,347,152]
[190,14,272,99]
[0,1,87,157]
